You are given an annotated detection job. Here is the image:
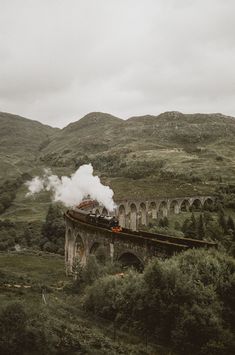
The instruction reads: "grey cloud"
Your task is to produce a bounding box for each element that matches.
[0,0,234,127]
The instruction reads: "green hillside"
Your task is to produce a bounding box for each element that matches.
[0,112,58,182]
[40,111,235,199]
[40,112,124,165]
[0,110,235,222]
[0,113,235,355]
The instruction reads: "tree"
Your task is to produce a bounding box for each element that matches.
[197,214,205,239]
[81,255,101,285]
[83,249,235,354]
[0,302,27,354]
[0,202,4,214]
[203,211,213,226]
[163,216,169,228]
[158,217,169,228]
[218,212,228,234]
[182,214,197,238]
[41,204,65,254]
[23,227,33,246]
[227,216,235,231]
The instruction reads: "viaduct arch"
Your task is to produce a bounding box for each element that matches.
[95,195,216,231]
[64,199,217,276]
[65,217,160,274]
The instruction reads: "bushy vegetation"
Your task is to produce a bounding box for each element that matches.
[217,184,235,210]
[83,249,235,355]
[0,174,30,214]
[70,255,122,292]
[148,197,235,257]
[0,302,54,355]
[0,300,156,355]
[1,108,235,353]
[195,209,235,252]
[40,204,65,255]
[0,220,17,251]
[75,152,164,180]
[0,203,65,254]
[0,252,158,355]
[0,220,43,252]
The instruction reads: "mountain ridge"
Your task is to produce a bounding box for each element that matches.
[0,111,57,130]
[1,110,234,130]
[0,110,235,199]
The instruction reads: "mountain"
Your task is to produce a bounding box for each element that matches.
[41,111,235,158]
[0,112,58,181]
[39,111,235,198]
[41,112,124,163]
[0,110,235,222]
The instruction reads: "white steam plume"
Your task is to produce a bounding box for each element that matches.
[25,164,116,211]
[26,176,44,194]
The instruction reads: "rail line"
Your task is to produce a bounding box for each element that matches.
[65,211,217,252]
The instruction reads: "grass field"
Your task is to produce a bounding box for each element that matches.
[0,252,66,286]
[0,252,67,318]
[0,252,170,354]
[0,185,51,222]
[1,111,235,201]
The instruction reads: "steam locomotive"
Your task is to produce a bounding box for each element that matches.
[68,200,122,232]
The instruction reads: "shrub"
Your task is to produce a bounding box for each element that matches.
[82,249,235,354]
[41,204,65,255]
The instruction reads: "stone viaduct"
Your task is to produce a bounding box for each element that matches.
[65,212,189,274]
[94,196,215,231]
[64,195,216,275]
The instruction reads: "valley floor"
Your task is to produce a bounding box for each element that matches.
[0,252,171,355]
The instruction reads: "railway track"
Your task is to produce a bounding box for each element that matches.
[65,211,217,252]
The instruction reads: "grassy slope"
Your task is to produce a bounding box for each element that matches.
[1,110,235,221]
[0,112,58,221]
[0,252,66,286]
[41,111,235,199]
[0,252,167,354]
[0,112,234,353]
[0,112,58,182]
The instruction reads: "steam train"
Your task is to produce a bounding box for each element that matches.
[68,200,122,232]
[66,200,218,251]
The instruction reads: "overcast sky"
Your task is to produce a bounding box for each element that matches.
[0,0,234,127]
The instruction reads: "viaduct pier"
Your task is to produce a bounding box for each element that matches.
[64,195,216,274]
[96,196,215,231]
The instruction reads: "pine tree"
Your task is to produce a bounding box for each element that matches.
[197,214,205,240]
[203,211,213,226]
[182,218,190,234]
[218,211,228,234]
[182,214,197,238]
[163,216,169,228]
[41,204,65,254]
[227,216,235,231]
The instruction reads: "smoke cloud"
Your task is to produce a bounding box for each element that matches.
[25,164,116,211]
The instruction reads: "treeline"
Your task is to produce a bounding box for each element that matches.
[151,203,235,256]
[0,204,65,254]
[75,153,165,179]
[40,204,65,254]
[0,302,81,355]
[82,249,235,355]
[0,220,42,252]
[217,184,235,209]
[0,173,30,214]
[0,220,18,251]
[182,212,235,238]
[74,153,227,183]
[176,211,234,256]
[0,297,145,355]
